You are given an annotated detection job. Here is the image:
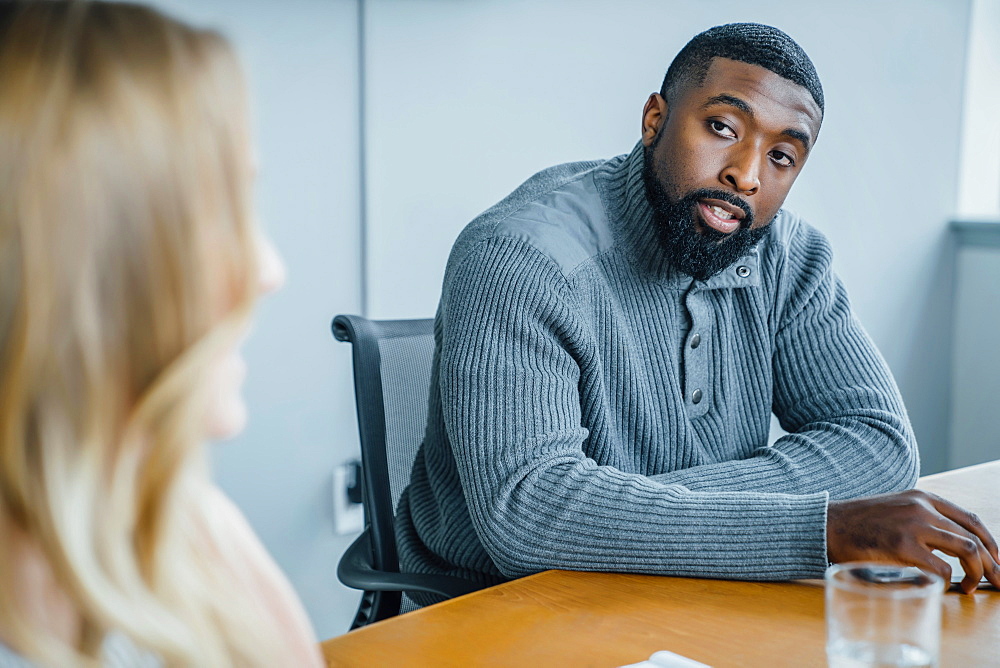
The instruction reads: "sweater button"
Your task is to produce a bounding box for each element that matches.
[691,388,703,404]
[690,333,701,349]
[736,265,751,278]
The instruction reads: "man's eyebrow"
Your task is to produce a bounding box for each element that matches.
[701,94,753,116]
[782,128,812,151]
[702,93,813,151]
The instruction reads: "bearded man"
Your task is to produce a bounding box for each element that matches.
[396,23,1000,603]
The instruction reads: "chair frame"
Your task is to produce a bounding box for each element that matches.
[332,314,479,629]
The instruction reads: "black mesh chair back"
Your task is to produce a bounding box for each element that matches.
[332,314,478,630]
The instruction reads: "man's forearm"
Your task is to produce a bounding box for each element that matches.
[459,451,832,580]
[647,408,917,498]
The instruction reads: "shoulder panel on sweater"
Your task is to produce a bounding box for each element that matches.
[493,171,614,275]
[449,160,613,277]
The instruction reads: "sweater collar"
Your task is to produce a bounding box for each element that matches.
[594,141,761,291]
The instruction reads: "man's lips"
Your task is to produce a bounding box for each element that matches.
[696,199,744,235]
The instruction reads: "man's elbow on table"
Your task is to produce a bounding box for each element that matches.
[469,496,582,579]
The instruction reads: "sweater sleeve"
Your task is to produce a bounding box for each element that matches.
[440,235,830,580]
[650,224,919,498]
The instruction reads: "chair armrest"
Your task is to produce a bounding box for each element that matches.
[337,530,481,600]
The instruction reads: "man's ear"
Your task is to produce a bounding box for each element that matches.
[641,93,668,147]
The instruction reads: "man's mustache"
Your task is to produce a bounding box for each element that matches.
[684,188,754,229]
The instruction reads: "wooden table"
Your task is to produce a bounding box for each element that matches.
[322,461,1000,667]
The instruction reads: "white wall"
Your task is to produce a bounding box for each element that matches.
[956,0,1000,220]
[948,0,1000,469]
[146,0,983,640]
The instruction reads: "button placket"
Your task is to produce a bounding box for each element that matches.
[682,288,712,418]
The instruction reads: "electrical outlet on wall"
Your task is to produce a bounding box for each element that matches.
[332,460,363,535]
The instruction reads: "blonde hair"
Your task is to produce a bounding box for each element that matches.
[0,1,285,664]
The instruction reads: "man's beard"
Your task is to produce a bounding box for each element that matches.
[642,142,771,281]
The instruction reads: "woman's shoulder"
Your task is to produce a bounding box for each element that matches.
[0,639,36,668]
[0,520,161,666]
[0,632,160,668]
[195,484,324,667]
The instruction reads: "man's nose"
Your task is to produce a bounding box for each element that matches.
[720,146,761,196]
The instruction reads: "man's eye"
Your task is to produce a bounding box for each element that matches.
[708,120,736,138]
[770,150,795,167]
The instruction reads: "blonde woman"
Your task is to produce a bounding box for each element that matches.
[0,1,324,665]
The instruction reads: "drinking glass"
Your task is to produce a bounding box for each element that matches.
[825,563,943,668]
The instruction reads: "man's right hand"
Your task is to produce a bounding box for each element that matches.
[827,490,1000,593]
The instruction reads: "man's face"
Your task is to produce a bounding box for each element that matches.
[641,57,822,280]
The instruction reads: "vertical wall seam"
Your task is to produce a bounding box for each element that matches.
[357,0,369,316]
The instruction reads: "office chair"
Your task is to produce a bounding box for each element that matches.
[332,314,480,630]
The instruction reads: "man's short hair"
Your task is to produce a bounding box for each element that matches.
[661,23,824,114]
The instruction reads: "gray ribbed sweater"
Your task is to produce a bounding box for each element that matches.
[396,142,918,595]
